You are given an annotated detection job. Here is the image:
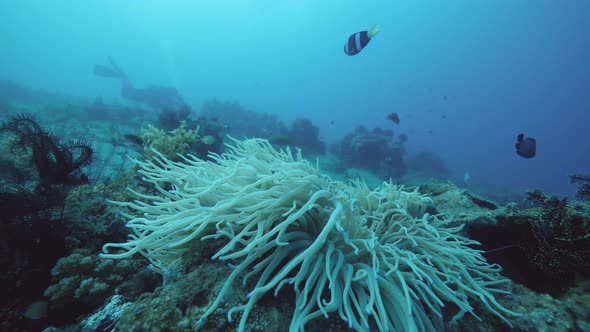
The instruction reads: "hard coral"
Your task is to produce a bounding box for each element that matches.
[289,118,326,155]
[201,99,289,139]
[157,103,192,131]
[338,126,406,178]
[141,121,199,161]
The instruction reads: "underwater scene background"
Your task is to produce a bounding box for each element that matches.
[0,1,588,331]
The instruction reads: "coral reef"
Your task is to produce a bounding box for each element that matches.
[44,249,134,305]
[141,120,226,162]
[80,295,133,332]
[61,180,137,251]
[0,113,93,190]
[114,240,344,332]
[0,113,97,331]
[141,121,199,161]
[288,118,325,155]
[406,151,450,180]
[200,99,289,140]
[188,117,226,160]
[101,138,518,331]
[0,79,62,104]
[337,126,406,179]
[422,179,590,294]
[570,173,590,201]
[525,192,590,284]
[44,248,158,326]
[157,103,192,131]
[3,93,587,332]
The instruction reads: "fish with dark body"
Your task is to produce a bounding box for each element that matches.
[344,24,380,56]
[387,112,400,124]
[515,133,536,158]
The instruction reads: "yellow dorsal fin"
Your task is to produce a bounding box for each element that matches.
[368,24,380,38]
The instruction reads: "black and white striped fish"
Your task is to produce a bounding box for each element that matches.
[344,24,380,56]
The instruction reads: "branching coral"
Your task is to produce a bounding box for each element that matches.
[45,249,134,304]
[101,138,519,331]
[141,121,199,161]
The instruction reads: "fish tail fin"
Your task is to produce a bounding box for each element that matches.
[368,24,380,38]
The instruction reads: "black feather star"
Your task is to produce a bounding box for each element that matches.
[570,174,590,200]
[0,113,94,190]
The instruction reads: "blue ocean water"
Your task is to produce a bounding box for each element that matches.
[0,0,588,195]
[2,2,590,331]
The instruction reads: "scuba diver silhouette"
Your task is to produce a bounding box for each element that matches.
[93,56,185,109]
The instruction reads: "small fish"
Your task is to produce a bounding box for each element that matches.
[23,300,48,320]
[387,112,400,124]
[124,134,143,146]
[344,24,380,56]
[464,171,470,184]
[515,133,536,158]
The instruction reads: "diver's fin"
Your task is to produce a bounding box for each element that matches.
[93,64,126,78]
[107,56,128,79]
[368,24,380,38]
